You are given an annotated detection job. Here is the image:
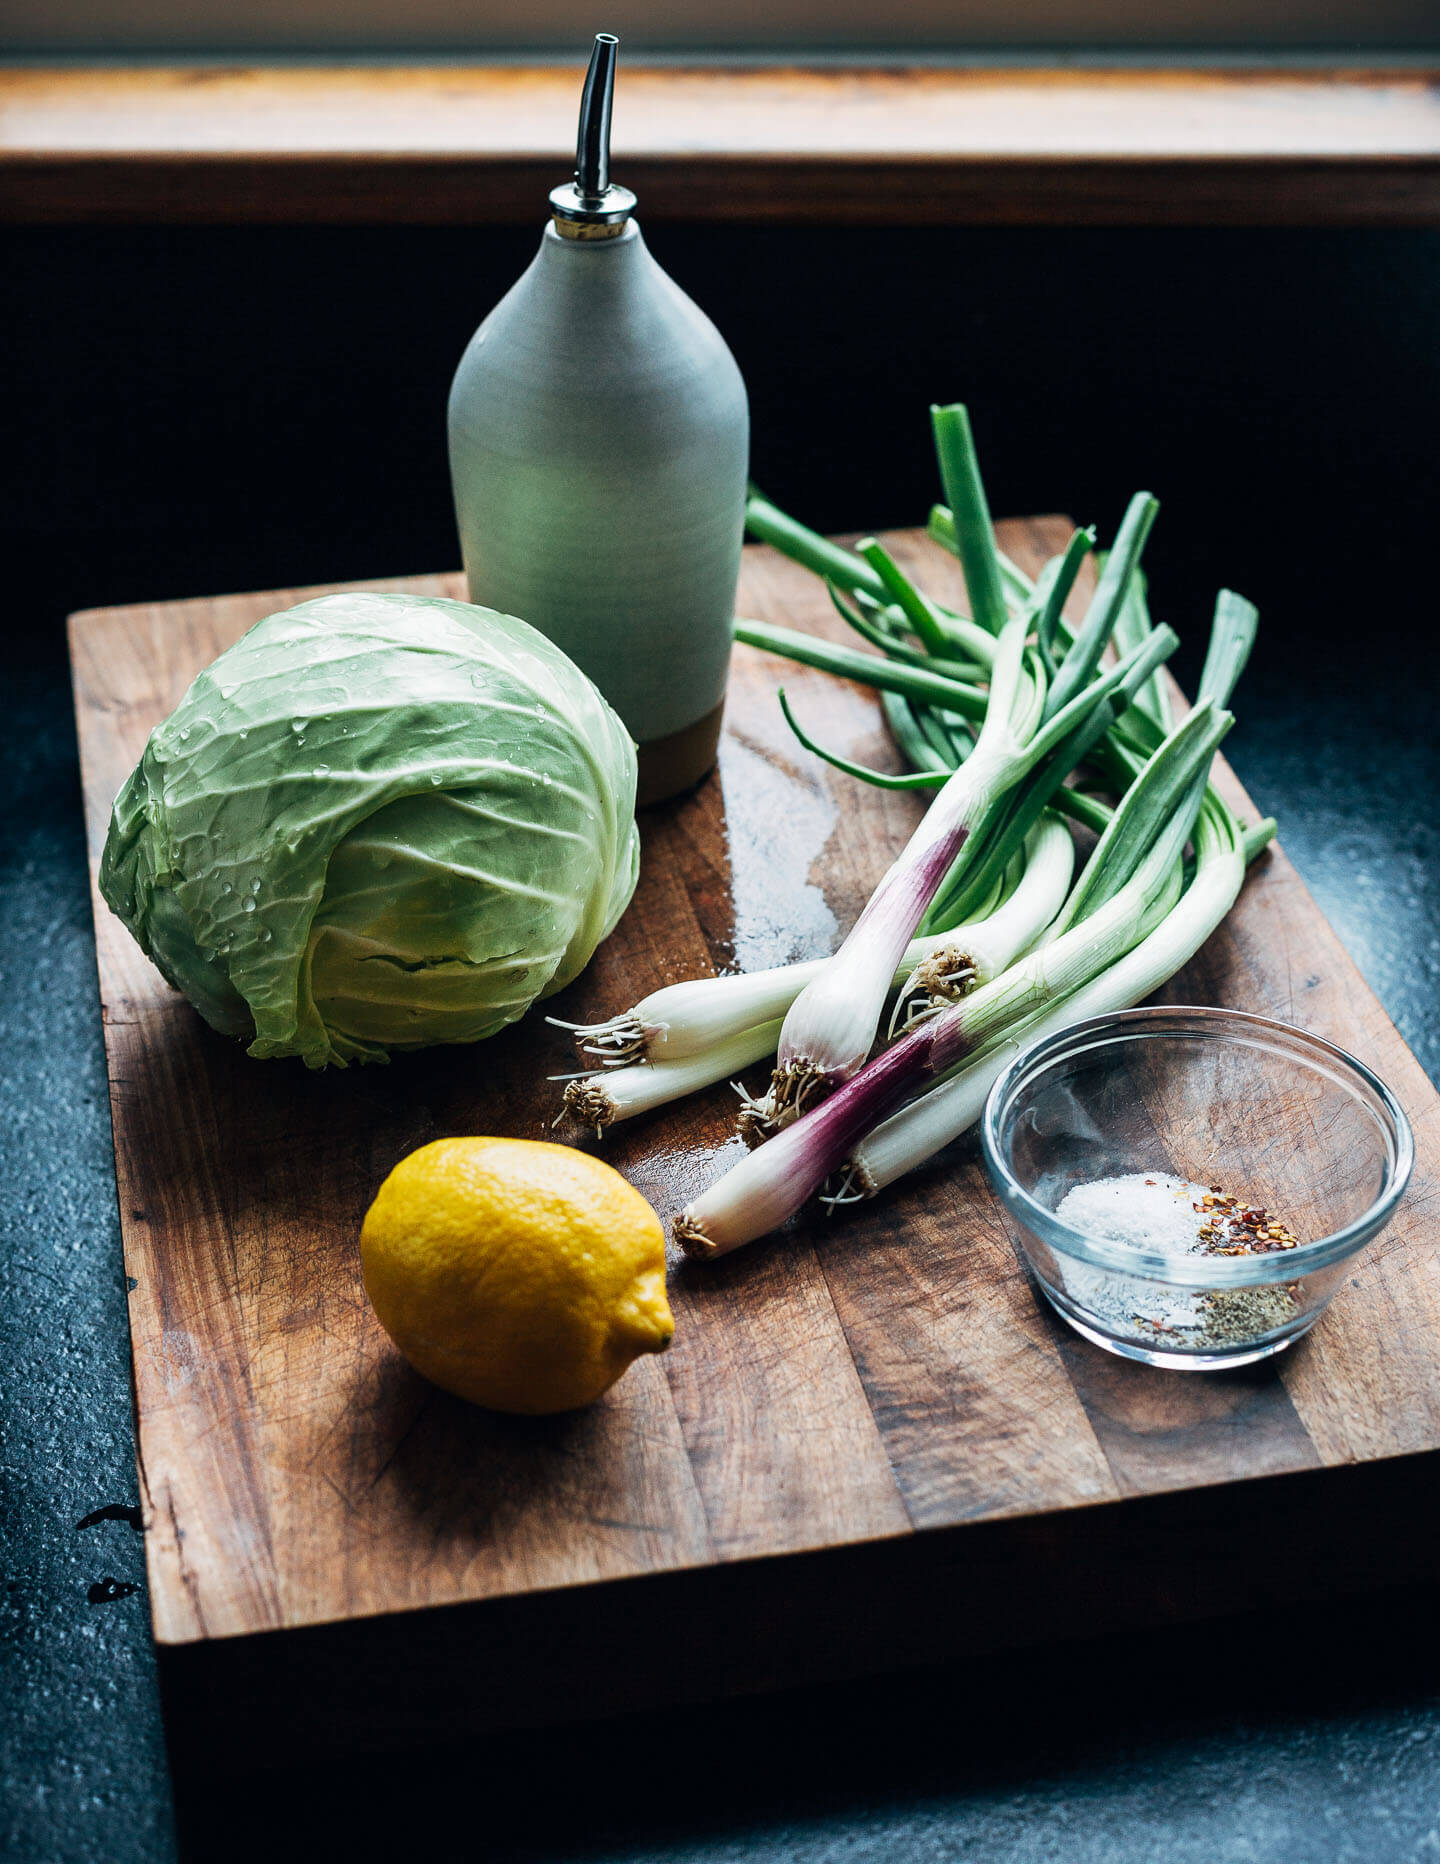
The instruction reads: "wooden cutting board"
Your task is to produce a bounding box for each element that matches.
[69,521,1440,1766]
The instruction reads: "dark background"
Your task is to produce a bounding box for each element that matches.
[4,220,1440,1861]
[10,221,1439,684]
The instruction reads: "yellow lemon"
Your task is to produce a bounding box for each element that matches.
[360,1136,673,1414]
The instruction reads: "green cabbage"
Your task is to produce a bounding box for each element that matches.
[100,591,639,1067]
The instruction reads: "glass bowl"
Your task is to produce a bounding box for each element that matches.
[980,1005,1414,1370]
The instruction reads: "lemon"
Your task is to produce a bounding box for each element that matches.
[360,1136,674,1414]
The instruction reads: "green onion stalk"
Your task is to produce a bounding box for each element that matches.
[674,703,1233,1258]
[732,467,1261,1045]
[555,411,1270,1159]
[557,814,1074,1129]
[845,789,1267,1200]
[749,405,1167,1135]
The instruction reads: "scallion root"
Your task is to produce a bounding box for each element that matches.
[561,1077,616,1131]
[817,1159,878,1208]
[735,1089,779,1147]
[887,946,979,1036]
[674,1212,718,1259]
[546,1012,651,1068]
[744,1058,832,1141]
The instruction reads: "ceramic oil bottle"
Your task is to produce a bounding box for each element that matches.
[447,34,749,805]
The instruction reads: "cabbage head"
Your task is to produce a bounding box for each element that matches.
[100,591,639,1067]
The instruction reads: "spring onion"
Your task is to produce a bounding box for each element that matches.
[755,592,1169,1126]
[675,706,1230,1257]
[556,817,1075,1128]
[847,792,1263,1198]
[563,1021,786,1131]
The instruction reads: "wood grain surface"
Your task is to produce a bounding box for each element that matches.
[69,525,1440,1742]
[10,64,1440,225]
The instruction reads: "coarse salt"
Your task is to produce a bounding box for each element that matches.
[1056,1171,1212,1256]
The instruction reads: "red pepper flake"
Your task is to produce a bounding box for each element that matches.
[1191,1182,1301,1257]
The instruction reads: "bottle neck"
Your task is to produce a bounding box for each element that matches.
[551,215,630,242]
[547,177,637,239]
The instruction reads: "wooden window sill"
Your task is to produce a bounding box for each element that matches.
[3,62,1439,224]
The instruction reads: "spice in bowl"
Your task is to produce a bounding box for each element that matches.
[1054,1172,1303,1351]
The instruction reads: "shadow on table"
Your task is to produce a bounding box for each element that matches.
[172,1576,1440,1864]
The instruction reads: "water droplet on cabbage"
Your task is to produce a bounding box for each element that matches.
[250,877,262,894]
[313,764,330,777]
[291,719,308,733]
[242,897,256,914]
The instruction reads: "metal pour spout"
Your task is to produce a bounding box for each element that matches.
[576,32,617,201]
[550,32,637,234]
